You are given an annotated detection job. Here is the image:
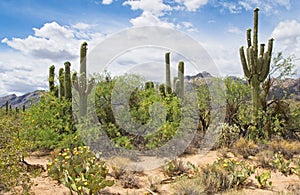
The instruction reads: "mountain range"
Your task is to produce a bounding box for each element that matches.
[0,73,299,109]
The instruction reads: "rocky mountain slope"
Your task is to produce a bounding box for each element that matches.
[0,90,44,109]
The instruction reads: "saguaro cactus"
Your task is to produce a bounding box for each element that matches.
[73,42,94,117]
[239,8,274,117]
[64,62,72,100]
[59,68,65,98]
[5,100,8,114]
[165,52,172,94]
[178,61,185,98]
[49,65,55,93]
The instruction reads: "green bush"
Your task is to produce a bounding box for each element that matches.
[215,123,240,148]
[47,146,114,194]
[199,158,255,193]
[255,170,272,189]
[0,111,32,194]
[22,93,82,150]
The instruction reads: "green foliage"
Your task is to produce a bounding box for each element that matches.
[0,111,32,194]
[224,77,251,126]
[270,52,296,79]
[270,153,293,176]
[94,73,181,150]
[22,93,81,150]
[213,158,256,187]
[215,123,240,148]
[47,146,114,194]
[255,170,272,188]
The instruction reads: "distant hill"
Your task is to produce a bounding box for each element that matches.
[0,90,44,110]
[0,73,299,110]
[185,72,300,102]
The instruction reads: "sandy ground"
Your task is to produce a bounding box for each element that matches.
[23,151,300,195]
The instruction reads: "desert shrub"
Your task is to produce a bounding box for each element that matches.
[22,93,82,150]
[255,150,274,168]
[199,163,230,194]
[0,111,32,194]
[119,171,140,189]
[292,158,300,177]
[47,146,114,194]
[147,175,161,192]
[199,158,255,193]
[107,156,131,179]
[270,153,293,176]
[163,159,191,177]
[268,139,300,160]
[173,176,203,195]
[231,137,259,158]
[215,123,240,148]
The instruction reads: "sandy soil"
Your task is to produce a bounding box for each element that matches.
[23,151,300,195]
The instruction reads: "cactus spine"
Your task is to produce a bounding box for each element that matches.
[74,42,94,117]
[49,65,55,94]
[178,61,185,98]
[64,62,72,100]
[165,52,172,94]
[239,8,273,117]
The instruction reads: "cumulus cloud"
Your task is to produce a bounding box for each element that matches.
[102,0,114,5]
[0,22,106,95]
[175,0,209,11]
[219,0,291,14]
[123,0,174,28]
[271,20,300,76]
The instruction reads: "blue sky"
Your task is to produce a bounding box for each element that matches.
[0,0,300,96]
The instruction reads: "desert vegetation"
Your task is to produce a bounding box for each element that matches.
[0,8,299,195]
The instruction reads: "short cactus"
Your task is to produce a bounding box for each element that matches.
[165,52,172,94]
[178,61,185,98]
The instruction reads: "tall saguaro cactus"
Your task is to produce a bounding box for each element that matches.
[239,8,274,117]
[165,52,172,94]
[59,67,65,98]
[73,42,94,117]
[64,62,72,100]
[178,61,185,98]
[49,65,55,94]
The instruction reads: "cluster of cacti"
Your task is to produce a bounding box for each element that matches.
[239,8,274,118]
[73,42,94,117]
[164,52,185,98]
[3,100,25,114]
[48,62,73,100]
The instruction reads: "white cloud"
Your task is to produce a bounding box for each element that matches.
[220,0,291,14]
[0,22,106,95]
[123,0,171,16]
[175,0,209,11]
[129,11,174,28]
[228,26,243,34]
[102,0,113,5]
[271,20,300,76]
[123,0,174,28]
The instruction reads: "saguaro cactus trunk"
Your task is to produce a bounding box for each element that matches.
[59,68,65,98]
[64,62,72,100]
[49,65,55,93]
[73,42,94,117]
[165,52,172,94]
[178,61,185,98]
[239,8,274,118]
